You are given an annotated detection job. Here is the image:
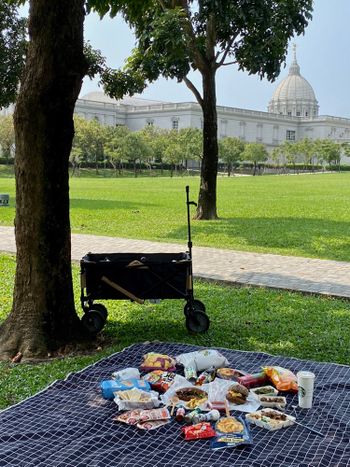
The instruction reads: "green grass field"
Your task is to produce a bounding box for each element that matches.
[0,253,349,409]
[1,170,350,261]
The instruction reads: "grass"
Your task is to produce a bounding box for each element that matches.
[1,252,349,410]
[1,170,350,261]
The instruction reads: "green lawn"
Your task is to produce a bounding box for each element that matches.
[1,253,349,410]
[1,170,350,261]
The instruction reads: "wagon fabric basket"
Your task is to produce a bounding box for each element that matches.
[79,187,210,335]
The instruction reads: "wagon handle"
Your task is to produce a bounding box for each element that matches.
[185,186,196,260]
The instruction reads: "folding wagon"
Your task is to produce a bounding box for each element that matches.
[80,186,210,334]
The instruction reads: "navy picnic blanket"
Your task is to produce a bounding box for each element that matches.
[0,342,349,467]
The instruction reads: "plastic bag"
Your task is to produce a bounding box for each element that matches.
[263,366,298,393]
[176,349,228,372]
[211,416,253,450]
[112,368,140,381]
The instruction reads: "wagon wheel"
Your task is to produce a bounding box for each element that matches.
[81,309,105,334]
[184,300,206,316]
[90,303,108,322]
[185,310,210,333]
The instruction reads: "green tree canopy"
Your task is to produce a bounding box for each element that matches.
[219,137,245,176]
[0,115,15,162]
[88,0,313,218]
[242,142,268,175]
[0,1,26,108]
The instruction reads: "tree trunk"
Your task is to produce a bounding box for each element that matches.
[195,70,218,219]
[0,0,88,360]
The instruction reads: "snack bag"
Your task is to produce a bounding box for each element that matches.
[263,366,298,393]
[211,416,253,450]
[142,370,176,392]
[137,419,171,431]
[100,379,151,400]
[140,353,176,372]
[182,422,216,440]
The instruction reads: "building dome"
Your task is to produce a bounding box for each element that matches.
[268,46,319,118]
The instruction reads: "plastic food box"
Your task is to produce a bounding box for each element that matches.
[257,395,287,408]
[250,386,279,398]
[246,409,295,431]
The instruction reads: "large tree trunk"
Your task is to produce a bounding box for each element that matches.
[0,0,88,360]
[195,70,218,220]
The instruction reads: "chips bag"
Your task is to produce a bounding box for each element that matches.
[140,353,176,372]
[263,366,298,393]
[182,422,216,441]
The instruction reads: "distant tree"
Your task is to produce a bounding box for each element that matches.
[315,139,341,169]
[178,127,203,169]
[219,137,245,176]
[163,130,184,177]
[140,125,169,172]
[0,115,15,163]
[105,124,130,175]
[120,131,152,177]
[297,138,317,169]
[242,143,268,176]
[278,141,299,172]
[88,0,313,219]
[0,1,26,108]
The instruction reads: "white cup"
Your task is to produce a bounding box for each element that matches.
[297,371,315,409]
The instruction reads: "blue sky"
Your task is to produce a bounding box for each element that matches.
[21,2,350,118]
[82,1,350,117]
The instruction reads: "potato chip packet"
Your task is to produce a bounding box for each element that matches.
[263,366,298,393]
[140,353,176,372]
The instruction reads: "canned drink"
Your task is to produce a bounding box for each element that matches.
[184,408,201,424]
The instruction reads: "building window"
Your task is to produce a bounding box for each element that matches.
[172,118,179,130]
[296,111,301,117]
[286,130,296,141]
[146,119,154,126]
[305,112,308,117]
[287,111,292,117]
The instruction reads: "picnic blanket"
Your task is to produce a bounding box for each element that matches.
[0,342,349,467]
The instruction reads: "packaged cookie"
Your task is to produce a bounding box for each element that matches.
[142,370,176,392]
[211,416,252,450]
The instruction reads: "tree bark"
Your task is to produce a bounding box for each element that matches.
[0,0,88,360]
[195,69,218,219]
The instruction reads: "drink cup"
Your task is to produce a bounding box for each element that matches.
[297,371,315,409]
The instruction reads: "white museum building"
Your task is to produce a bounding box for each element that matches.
[73,49,350,156]
[2,50,350,157]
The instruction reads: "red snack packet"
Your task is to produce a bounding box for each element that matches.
[142,370,176,392]
[182,422,216,440]
[237,372,269,389]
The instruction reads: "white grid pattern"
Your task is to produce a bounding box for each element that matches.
[0,342,349,467]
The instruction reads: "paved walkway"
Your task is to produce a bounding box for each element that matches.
[1,226,350,298]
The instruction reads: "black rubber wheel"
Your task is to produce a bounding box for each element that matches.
[81,310,105,334]
[91,303,108,321]
[184,300,206,316]
[185,310,210,333]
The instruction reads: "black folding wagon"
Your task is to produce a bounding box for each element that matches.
[80,186,210,334]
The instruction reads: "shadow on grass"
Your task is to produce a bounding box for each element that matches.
[70,198,157,210]
[165,217,350,261]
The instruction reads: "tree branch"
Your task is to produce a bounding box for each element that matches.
[178,0,207,72]
[221,61,236,66]
[183,76,203,107]
[206,13,216,63]
[216,37,236,69]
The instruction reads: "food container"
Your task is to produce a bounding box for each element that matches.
[257,395,287,409]
[246,409,295,431]
[250,386,278,397]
